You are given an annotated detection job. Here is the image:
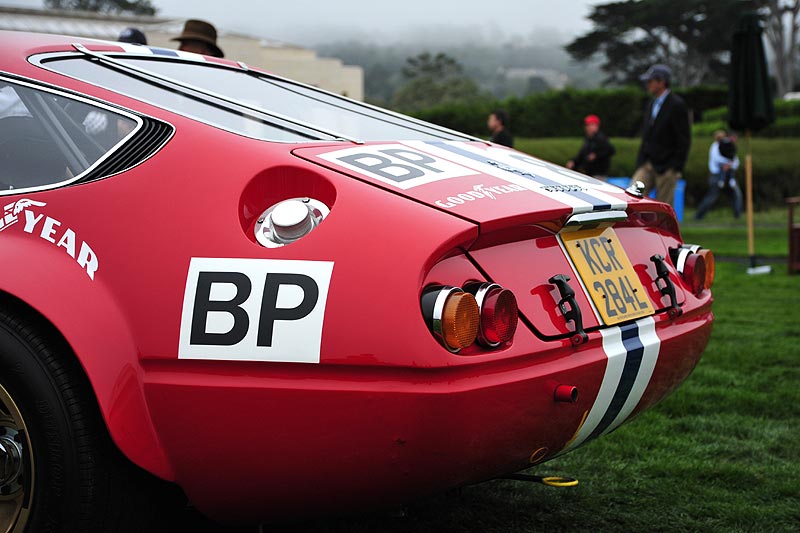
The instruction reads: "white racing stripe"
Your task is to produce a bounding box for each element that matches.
[401,140,596,213]
[602,317,661,436]
[434,141,628,212]
[560,316,660,453]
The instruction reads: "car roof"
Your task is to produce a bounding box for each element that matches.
[0,30,244,72]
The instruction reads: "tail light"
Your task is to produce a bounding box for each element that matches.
[421,287,479,353]
[422,283,518,353]
[467,283,519,347]
[673,245,715,294]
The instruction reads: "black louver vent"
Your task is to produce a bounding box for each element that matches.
[82,118,173,182]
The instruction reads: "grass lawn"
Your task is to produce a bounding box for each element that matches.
[266,263,798,532]
[681,206,789,259]
[190,215,800,532]
[273,227,797,531]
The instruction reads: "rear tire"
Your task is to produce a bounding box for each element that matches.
[0,304,177,532]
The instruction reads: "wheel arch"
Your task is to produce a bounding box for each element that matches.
[0,284,175,481]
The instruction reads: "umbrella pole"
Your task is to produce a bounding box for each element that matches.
[746,131,755,267]
[744,132,771,274]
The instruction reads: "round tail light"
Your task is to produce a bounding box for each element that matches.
[683,253,707,294]
[422,287,479,353]
[697,249,715,290]
[472,283,518,347]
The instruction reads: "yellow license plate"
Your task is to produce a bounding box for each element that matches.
[560,227,654,325]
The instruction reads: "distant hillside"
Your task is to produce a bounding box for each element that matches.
[315,38,603,105]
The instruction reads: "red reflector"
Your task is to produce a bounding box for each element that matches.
[683,253,707,294]
[479,287,518,346]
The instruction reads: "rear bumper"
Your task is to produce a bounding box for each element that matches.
[143,307,712,522]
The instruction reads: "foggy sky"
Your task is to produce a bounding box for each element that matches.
[2,0,599,46]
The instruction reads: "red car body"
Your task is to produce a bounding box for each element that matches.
[0,31,712,524]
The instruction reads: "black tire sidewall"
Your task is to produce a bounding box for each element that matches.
[0,314,89,532]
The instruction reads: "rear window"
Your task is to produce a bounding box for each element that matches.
[39,53,472,143]
[0,77,139,196]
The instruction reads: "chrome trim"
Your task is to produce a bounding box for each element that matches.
[0,73,144,197]
[472,283,502,348]
[625,180,646,198]
[683,243,702,254]
[431,286,463,353]
[72,44,363,143]
[254,197,329,248]
[675,248,692,274]
[32,47,479,143]
[564,210,628,228]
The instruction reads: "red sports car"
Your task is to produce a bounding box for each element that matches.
[0,31,714,531]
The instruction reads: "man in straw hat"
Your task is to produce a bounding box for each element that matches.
[172,19,224,58]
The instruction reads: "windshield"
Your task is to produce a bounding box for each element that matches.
[40,54,472,144]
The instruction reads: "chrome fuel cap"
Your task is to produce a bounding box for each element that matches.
[255,197,329,248]
[271,200,314,242]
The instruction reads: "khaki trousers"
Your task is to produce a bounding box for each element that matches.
[631,162,681,206]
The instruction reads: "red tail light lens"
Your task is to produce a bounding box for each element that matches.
[683,253,707,294]
[674,245,714,295]
[466,283,519,347]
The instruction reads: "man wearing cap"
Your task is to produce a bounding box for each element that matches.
[172,19,224,58]
[118,27,147,46]
[632,64,691,206]
[565,114,615,180]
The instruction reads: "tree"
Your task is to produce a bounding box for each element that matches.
[44,0,156,15]
[566,0,746,86]
[391,52,486,112]
[757,0,800,96]
[401,52,464,79]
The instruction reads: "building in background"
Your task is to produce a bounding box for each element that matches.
[0,6,364,100]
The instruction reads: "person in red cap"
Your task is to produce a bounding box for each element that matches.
[171,19,224,58]
[565,114,615,180]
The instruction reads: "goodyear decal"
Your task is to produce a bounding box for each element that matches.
[402,141,627,214]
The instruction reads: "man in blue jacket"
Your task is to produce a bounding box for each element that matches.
[632,64,691,206]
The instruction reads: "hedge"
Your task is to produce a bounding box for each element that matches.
[515,137,800,208]
[411,86,728,138]
[695,99,800,137]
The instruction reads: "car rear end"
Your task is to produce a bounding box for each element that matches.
[20,39,714,522]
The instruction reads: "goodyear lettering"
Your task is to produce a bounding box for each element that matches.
[1,199,99,280]
[434,183,526,208]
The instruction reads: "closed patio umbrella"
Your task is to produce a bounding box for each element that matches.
[728,11,775,273]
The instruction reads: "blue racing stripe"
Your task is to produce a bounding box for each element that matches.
[149,47,179,57]
[427,141,612,211]
[586,322,645,441]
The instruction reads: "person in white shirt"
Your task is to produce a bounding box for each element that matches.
[694,130,743,220]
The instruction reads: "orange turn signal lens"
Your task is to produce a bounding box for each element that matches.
[697,249,715,290]
[441,291,480,351]
[421,286,480,353]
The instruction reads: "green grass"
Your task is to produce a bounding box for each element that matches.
[514,137,800,207]
[680,206,789,258]
[264,265,800,532]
